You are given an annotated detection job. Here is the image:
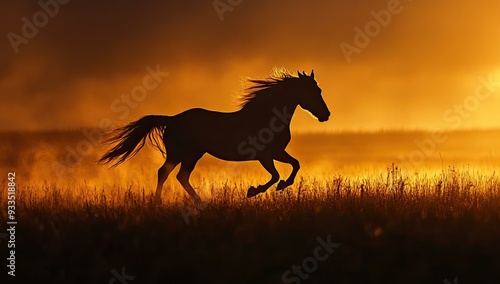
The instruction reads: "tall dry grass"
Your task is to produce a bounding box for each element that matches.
[1,129,500,283]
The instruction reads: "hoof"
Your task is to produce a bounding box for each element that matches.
[247,186,262,198]
[276,180,287,191]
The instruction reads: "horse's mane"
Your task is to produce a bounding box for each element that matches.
[238,69,295,109]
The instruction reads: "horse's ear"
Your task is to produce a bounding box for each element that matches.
[311,70,315,79]
[297,71,303,78]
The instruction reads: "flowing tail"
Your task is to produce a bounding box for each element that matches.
[98,115,170,166]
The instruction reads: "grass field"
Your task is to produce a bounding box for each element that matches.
[1,129,500,283]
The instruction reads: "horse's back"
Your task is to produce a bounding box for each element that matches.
[171,108,238,128]
[167,107,243,141]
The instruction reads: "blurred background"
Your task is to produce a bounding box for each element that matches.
[1,0,500,132]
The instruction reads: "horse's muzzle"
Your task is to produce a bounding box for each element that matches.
[318,112,330,122]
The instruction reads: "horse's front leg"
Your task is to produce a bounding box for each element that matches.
[274,151,300,191]
[247,159,279,198]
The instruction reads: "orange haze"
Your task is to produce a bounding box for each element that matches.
[1,0,500,132]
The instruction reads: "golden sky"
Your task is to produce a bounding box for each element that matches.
[1,0,500,132]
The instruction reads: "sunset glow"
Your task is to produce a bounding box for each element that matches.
[2,0,500,132]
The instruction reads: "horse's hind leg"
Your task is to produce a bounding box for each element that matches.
[176,155,203,208]
[155,157,180,202]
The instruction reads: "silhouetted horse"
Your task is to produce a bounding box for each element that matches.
[99,70,330,205]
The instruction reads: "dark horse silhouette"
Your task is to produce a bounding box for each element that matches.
[99,70,330,205]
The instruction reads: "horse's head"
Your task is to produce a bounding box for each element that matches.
[293,70,330,122]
